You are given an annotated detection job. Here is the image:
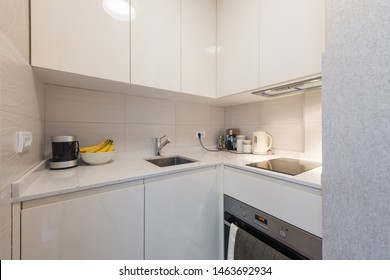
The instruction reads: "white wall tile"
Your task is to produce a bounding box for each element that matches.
[304,90,322,156]
[43,88,321,155]
[44,88,228,153]
[259,123,304,152]
[1,30,44,260]
[176,125,223,148]
[259,95,304,125]
[176,102,211,125]
[45,122,125,156]
[125,95,175,124]
[0,186,11,260]
[304,121,322,155]
[0,38,45,120]
[210,106,225,126]
[1,112,44,191]
[304,89,322,123]
[207,125,226,147]
[125,124,176,155]
[224,103,260,127]
[46,86,125,123]
[224,93,322,154]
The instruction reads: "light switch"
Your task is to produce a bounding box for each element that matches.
[17,132,32,153]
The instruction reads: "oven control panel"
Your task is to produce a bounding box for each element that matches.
[224,195,322,260]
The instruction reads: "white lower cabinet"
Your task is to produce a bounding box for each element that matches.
[224,166,322,238]
[144,167,222,260]
[17,164,319,259]
[20,181,144,260]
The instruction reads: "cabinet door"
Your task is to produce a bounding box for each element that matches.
[217,0,260,97]
[181,0,216,97]
[224,167,322,237]
[145,167,221,259]
[131,0,181,92]
[31,0,130,83]
[21,182,144,260]
[259,0,325,87]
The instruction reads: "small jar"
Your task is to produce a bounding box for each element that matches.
[236,135,246,152]
[242,140,252,153]
[236,139,244,152]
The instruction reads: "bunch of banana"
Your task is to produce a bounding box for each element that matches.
[80,139,115,153]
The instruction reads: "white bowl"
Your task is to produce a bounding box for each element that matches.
[80,152,115,165]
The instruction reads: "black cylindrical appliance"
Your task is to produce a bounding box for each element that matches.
[49,136,79,170]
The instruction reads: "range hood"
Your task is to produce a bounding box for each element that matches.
[252,76,321,98]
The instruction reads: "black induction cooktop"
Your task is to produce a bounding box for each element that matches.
[246,157,321,176]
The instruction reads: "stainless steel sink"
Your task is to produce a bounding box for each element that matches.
[145,156,197,167]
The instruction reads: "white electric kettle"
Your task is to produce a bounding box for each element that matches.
[252,131,273,155]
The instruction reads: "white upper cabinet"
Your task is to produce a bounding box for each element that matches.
[31,0,130,83]
[30,0,324,99]
[181,0,216,98]
[131,0,181,92]
[217,0,260,97]
[259,0,325,87]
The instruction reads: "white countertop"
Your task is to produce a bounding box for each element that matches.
[11,149,322,203]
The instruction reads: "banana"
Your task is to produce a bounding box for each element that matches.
[80,139,112,153]
[96,140,113,153]
[107,143,115,152]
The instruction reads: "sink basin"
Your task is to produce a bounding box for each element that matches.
[146,156,197,167]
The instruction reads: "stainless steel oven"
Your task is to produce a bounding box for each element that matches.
[224,195,322,260]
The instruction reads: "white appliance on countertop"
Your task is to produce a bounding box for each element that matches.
[252,131,273,155]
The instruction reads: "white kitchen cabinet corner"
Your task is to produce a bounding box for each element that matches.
[20,181,144,260]
[31,0,130,83]
[131,0,181,92]
[144,166,222,260]
[216,0,260,97]
[259,0,325,87]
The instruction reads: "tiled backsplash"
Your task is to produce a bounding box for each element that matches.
[224,89,322,159]
[45,85,225,156]
[46,86,322,159]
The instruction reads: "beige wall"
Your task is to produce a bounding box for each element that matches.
[45,85,225,156]
[224,89,322,158]
[0,1,45,260]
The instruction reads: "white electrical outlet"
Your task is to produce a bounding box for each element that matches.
[16,131,32,153]
[195,131,206,138]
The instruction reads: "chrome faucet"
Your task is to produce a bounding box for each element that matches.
[155,135,171,156]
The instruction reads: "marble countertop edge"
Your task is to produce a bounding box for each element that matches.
[11,150,322,203]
